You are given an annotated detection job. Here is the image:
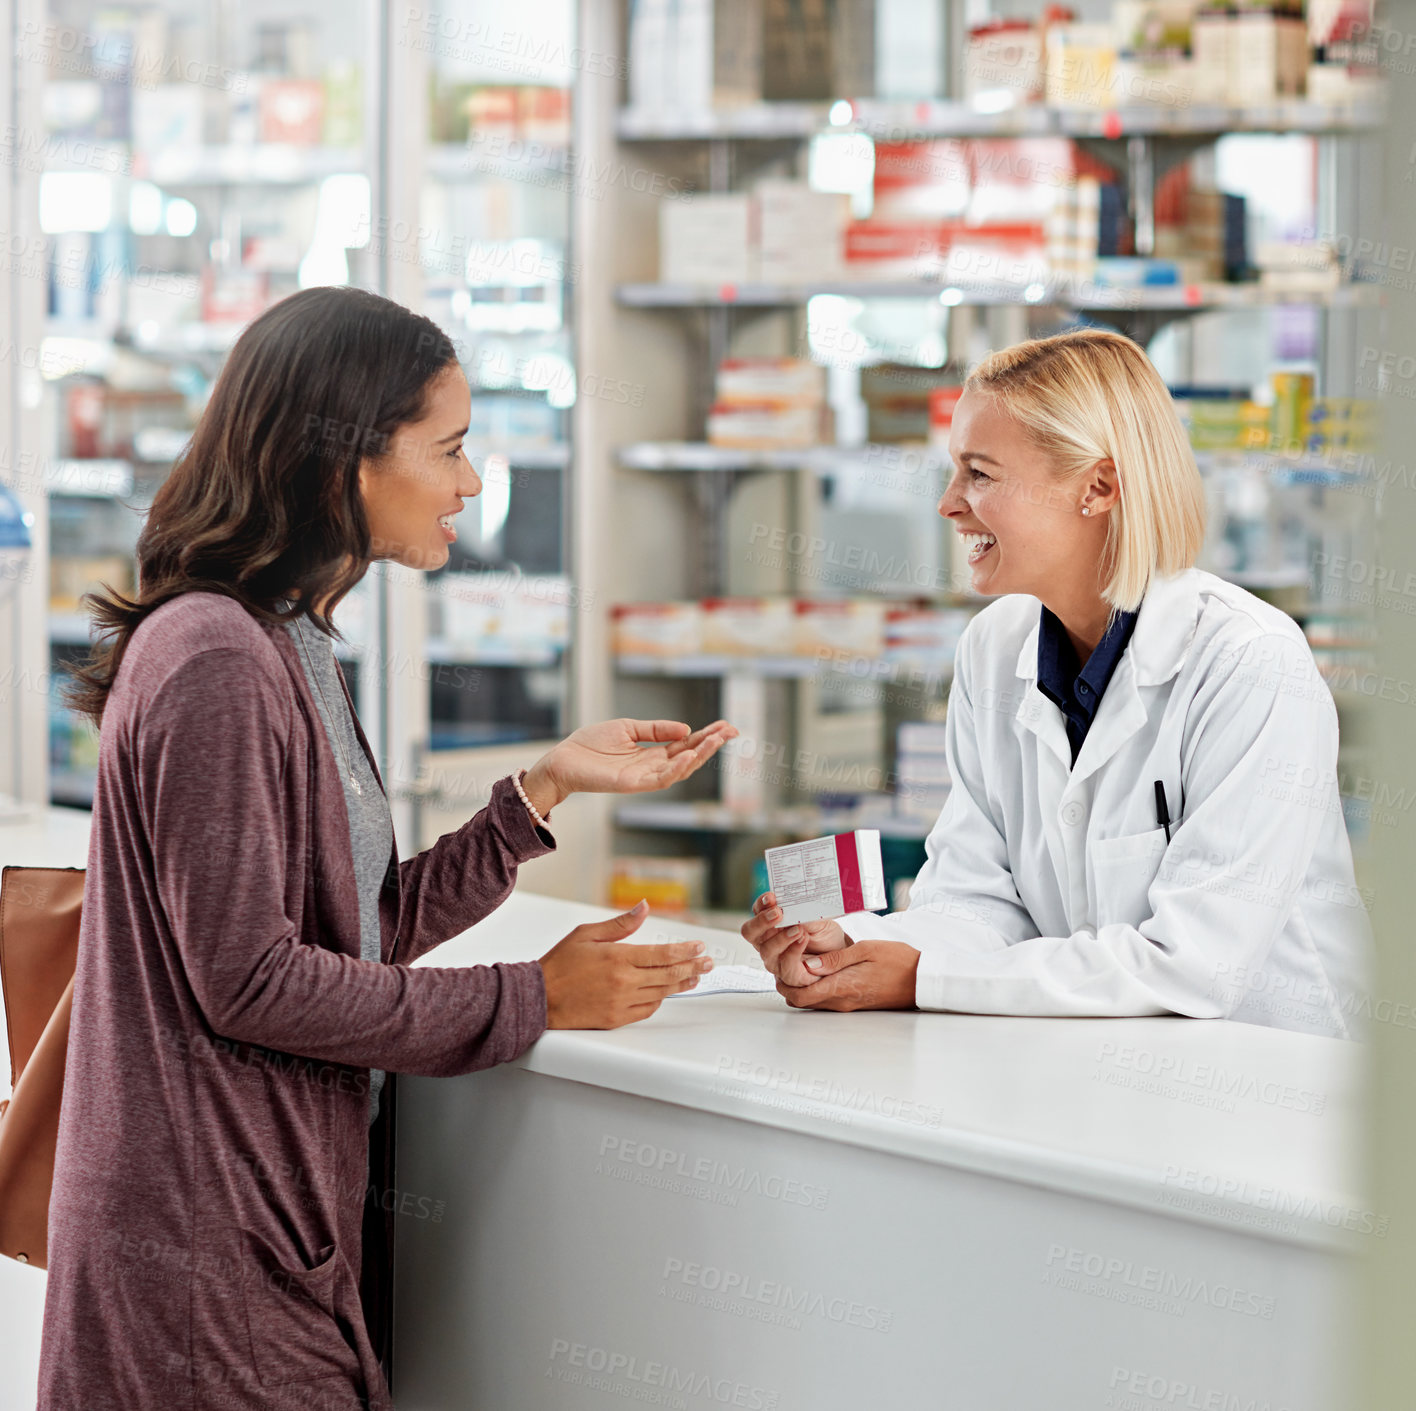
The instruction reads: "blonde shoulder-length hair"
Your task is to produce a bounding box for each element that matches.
[964,328,1206,615]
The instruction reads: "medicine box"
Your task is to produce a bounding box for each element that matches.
[765,830,887,926]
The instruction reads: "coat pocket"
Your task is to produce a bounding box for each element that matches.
[240,1229,362,1387]
[1090,827,1169,930]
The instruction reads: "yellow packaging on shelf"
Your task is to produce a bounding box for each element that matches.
[49,556,131,614]
[1271,372,1315,454]
[1045,24,1118,109]
[609,856,706,914]
[1239,400,1274,451]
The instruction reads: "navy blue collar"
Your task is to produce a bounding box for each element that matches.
[1036,605,1139,754]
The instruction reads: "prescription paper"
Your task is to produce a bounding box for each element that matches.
[665,964,779,998]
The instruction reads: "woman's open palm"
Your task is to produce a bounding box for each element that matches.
[543,718,738,796]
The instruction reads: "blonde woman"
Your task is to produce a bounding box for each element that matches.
[743,328,1369,1035]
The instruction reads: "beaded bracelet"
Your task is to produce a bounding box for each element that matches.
[512,770,550,830]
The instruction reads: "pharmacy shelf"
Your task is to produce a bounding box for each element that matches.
[43,459,134,498]
[428,142,571,181]
[615,796,939,839]
[616,654,957,685]
[124,145,366,185]
[617,280,1383,311]
[623,443,1372,484]
[618,442,949,474]
[425,638,564,668]
[617,99,1384,142]
[44,316,247,357]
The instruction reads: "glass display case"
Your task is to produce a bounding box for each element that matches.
[31,0,377,805]
[413,0,577,751]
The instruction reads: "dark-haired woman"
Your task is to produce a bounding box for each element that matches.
[39,286,734,1411]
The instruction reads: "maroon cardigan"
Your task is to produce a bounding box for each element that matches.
[39,592,552,1410]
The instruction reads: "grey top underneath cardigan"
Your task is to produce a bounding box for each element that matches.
[284,611,394,1123]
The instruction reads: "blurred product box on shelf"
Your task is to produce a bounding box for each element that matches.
[1173,389,1267,452]
[965,20,1046,108]
[862,365,962,443]
[1111,52,1195,108]
[793,598,887,659]
[1192,4,1308,104]
[854,138,1117,285]
[1306,398,1377,456]
[1271,372,1315,454]
[701,597,796,655]
[1153,182,1248,282]
[323,61,363,146]
[872,140,970,221]
[1111,0,1196,106]
[613,597,909,661]
[706,402,826,446]
[765,829,886,925]
[1046,176,1104,282]
[429,83,570,148]
[612,601,705,656]
[716,358,827,404]
[631,0,763,112]
[520,87,573,146]
[255,18,318,77]
[1090,255,1210,286]
[1045,23,1118,108]
[660,193,754,285]
[131,85,209,151]
[1305,0,1382,107]
[929,387,965,447]
[628,0,674,110]
[762,0,874,101]
[431,83,511,144]
[755,181,850,284]
[884,605,970,667]
[708,356,830,446]
[64,384,189,461]
[50,555,131,614]
[226,78,263,146]
[895,719,951,819]
[679,0,765,110]
[259,80,325,145]
[1234,8,1308,102]
[439,572,572,653]
[202,268,271,325]
[609,855,707,913]
[1255,240,1342,294]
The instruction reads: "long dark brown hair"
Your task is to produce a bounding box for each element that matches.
[67,286,458,724]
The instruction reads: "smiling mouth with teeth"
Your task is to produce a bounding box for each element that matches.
[438,514,457,540]
[960,531,996,564]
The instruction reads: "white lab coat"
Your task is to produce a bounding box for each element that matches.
[841,568,1371,1037]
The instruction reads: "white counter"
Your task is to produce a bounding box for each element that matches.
[395,891,1366,1411]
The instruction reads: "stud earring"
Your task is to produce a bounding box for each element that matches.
[1081,506,1090,516]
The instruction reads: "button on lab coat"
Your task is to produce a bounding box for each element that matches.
[841,569,1371,1037]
